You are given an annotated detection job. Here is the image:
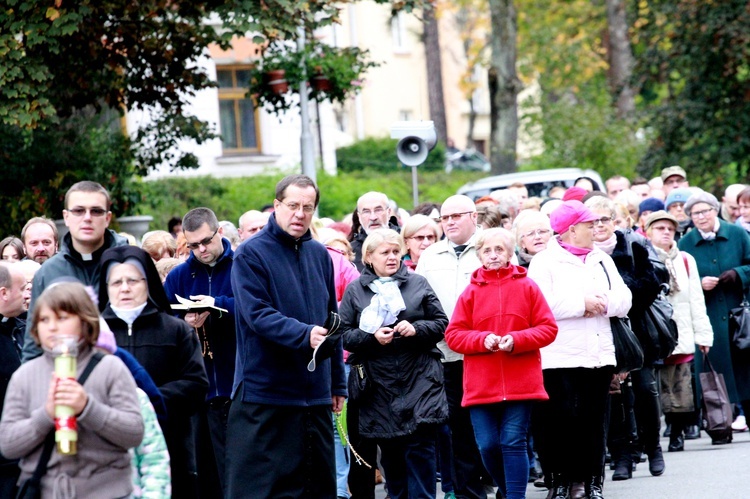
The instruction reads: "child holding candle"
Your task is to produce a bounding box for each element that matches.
[0,281,144,498]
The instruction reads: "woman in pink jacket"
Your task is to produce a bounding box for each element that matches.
[445,228,558,499]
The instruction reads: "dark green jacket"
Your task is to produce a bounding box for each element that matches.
[679,220,750,401]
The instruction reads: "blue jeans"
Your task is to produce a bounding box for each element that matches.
[470,401,532,499]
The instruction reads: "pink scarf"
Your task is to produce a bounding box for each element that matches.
[559,240,593,263]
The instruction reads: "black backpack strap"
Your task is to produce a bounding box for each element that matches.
[26,351,106,487]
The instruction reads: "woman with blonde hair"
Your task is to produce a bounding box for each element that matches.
[513,210,553,268]
[340,228,448,498]
[141,230,177,262]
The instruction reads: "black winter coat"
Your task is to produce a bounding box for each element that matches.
[340,264,449,438]
[102,302,208,485]
[610,230,667,364]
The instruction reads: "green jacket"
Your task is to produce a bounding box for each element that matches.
[679,220,750,401]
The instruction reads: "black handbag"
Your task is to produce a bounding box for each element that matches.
[347,363,369,402]
[15,352,104,499]
[729,299,750,350]
[644,285,679,360]
[610,317,644,374]
[599,263,645,373]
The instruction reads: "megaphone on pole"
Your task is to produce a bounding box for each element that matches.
[390,121,437,167]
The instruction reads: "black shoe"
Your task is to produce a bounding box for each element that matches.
[549,473,569,499]
[585,476,604,499]
[668,434,684,452]
[612,454,633,481]
[534,474,547,488]
[684,425,701,440]
[647,446,665,476]
[663,423,672,438]
[712,436,732,445]
[529,468,541,483]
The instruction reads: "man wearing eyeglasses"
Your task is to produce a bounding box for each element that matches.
[416,194,489,499]
[22,181,127,361]
[163,206,236,498]
[226,174,345,498]
[350,191,400,271]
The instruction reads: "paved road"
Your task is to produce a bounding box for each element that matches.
[373,429,750,498]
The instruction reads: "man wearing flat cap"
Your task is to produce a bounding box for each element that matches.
[678,191,750,444]
[661,166,689,196]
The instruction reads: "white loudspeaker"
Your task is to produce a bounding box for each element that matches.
[390,121,437,167]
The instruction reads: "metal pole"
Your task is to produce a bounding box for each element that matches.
[297,26,316,182]
[411,164,419,208]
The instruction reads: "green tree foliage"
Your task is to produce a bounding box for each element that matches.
[336,137,446,173]
[632,1,750,190]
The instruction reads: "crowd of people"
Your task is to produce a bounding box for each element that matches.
[0,167,747,498]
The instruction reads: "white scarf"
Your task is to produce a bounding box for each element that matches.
[698,218,721,240]
[358,278,405,333]
[594,234,618,255]
[111,302,148,326]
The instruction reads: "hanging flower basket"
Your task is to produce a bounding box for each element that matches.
[264,69,289,95]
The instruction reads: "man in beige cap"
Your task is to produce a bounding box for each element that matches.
[661,166,689,195]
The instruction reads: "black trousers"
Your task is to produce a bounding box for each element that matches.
[347,399,378,499]
[195,397,230,499]
[225,397,336,498]
[631,367,662,452]
[443,360,488,499]
[537,367,613,481]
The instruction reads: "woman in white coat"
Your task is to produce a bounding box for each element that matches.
[528,200,632,499]
[646,211,713,451]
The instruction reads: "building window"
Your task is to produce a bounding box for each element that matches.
[217,67,260,153]
[391,12,409,53]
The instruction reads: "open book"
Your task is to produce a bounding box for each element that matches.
[170,294,228,314]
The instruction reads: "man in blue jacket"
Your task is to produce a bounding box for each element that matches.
[164,207,235,499]
[227,174,346,498]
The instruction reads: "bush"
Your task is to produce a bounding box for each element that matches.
[336,137,446,173]
[137,169,485,231]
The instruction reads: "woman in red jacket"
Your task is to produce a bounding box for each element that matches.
[445,228,557,499]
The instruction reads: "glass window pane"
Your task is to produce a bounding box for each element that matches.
[219,100,238,149]
[216,69,234,89]
[239,99,258,149]
[235,70,252,89]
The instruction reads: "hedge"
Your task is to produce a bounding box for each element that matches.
[335,136,447,173]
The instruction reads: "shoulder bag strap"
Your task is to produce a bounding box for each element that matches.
[28,351,106,485]
[681,252,689,276]
[599,261,612,290]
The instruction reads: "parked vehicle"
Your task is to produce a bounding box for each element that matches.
[446,148,491,173]
[457,168,604,200]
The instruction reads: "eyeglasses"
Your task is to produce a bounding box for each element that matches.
[690,208,715,219]
[279,200,315,214]
[522,229,551,239]
[408,235,437,243]
[593,216,613,226]
[108,277,146,288]
[440,212,474,223]
[67,207,108,218]
[359,206,386,217]
[186,228,219,250]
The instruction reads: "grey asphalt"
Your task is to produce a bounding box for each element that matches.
[373,429,750,498]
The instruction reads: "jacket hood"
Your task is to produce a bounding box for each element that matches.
[470,264,526,286]
[98,246,171,313]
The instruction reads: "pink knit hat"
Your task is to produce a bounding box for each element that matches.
[562,186,588,202]
[550,200,599,234]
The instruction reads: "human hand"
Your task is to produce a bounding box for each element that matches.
[393,320,416,337]
[584,294,606,317]
[702,276,719,291]
[52,376,88,416]
[185,311,210,328]
[310,326,328,349]
[497,334,514,352]
[699,345,711,354]
[190,295,216,307]
[374,327,395,346]
[332,395,345,413]
[484,334,501,352]
[718,270,740,290]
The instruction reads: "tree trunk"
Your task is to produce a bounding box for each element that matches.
[605,0,635,118]
[423,6,448,144]
[488,0,520,175]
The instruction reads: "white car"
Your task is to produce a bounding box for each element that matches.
[457,168,604,200]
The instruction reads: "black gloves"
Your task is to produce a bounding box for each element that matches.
[719,269,741,291]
